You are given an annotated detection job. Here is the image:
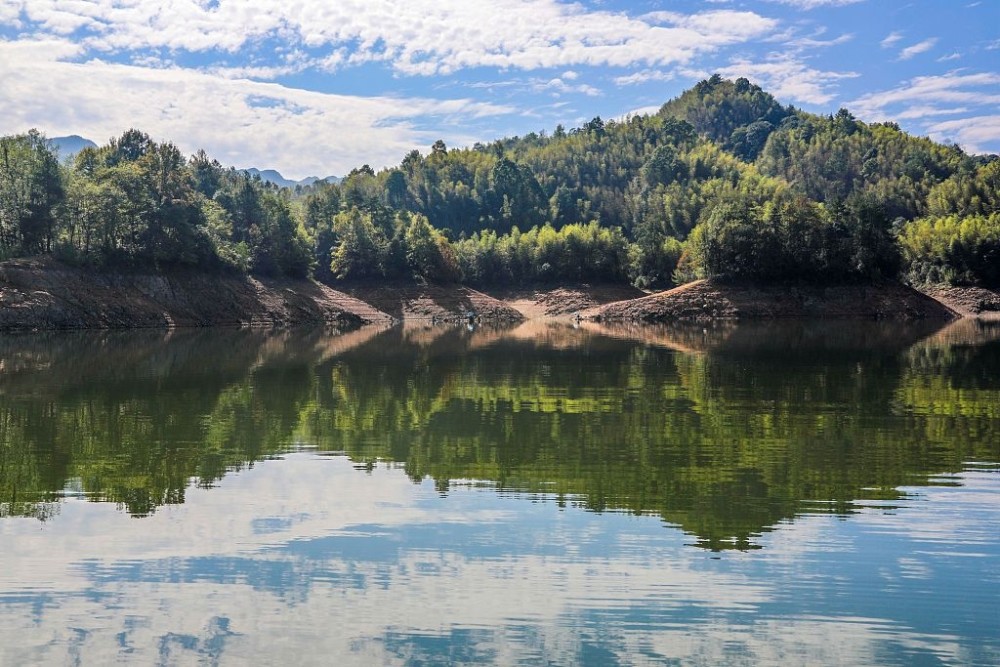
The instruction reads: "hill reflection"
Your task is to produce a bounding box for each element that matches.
[1,320,998,550]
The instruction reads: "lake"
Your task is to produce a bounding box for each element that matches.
[1,319,998,666]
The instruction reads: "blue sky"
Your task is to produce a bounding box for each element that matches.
[1,0,997,179]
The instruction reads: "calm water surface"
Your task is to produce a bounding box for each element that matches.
[1,320,999,666]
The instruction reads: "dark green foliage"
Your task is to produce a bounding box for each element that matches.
[834,194,902,281]
[0,130,65,255]
[658,75,790,152]
[642,145,685,188]
[56,130,218,267]
[691,194,897,283]
[403,213,461,283]
[249,195,312,278]
[210,169,312,276]
[757,112,967,219]
[324,208,460,283]
[301,182,342,282]
[729,120,774,162]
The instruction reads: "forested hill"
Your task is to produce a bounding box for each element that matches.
[2,76,998,290]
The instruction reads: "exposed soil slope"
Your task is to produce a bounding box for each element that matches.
[490,284,646,319]
[339,282,523,322]
[586,280,957,322]
[919,285,1000,319]
[0,257,393,331]
[4,258,983,332]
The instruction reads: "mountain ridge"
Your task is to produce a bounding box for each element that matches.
[242,168,341,189]
[50,135,98,160]
[47,135,341,188]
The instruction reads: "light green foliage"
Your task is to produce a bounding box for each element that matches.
[200,200,249,272]
[900,160,1000,285]
[898,213,1000,286]
[454,221,631,285]
[1,129,310,277]
[329,208,386,280]
[403,212,460,283]
[925,160,1000,218]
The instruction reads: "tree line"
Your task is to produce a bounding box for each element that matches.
[2,76,998,287]
[0,129,311,276]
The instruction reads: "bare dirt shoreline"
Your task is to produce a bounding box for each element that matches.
[0,257,392,332]
[0,258,995,332]
[486,284,647,320]
[582,279,967,323]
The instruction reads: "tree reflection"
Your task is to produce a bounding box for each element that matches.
[1,320,999,550]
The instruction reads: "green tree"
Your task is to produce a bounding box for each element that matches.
[0,130,65,255]
[403,213,460,282]
[329,208,386,280]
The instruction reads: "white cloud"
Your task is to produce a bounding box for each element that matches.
[926,116,1000,154]
[0,1,24,26]
[880,31,903,48]
[12,2,778,76]
[719,56,859,105]
[0,2,782,177]
[533,77,601,97]
[613,69,676,86]
[894,106,970,120]
[937,53,962,62]
[462,74,600,99]
[898,38,938,61]
[848,72,1000,120]
[787,32,854,49]
[0,38,513,179]
[0,453,773,665]
[615,105,663,121]
[766,0,865,8]
[848,73,1000,153]
[206,63,306,81]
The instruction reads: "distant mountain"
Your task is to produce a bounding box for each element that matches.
[43,136,341,188]
[50,135,98,160]
[243,168,341,189]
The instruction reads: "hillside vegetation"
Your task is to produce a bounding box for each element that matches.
[2,76,997,291]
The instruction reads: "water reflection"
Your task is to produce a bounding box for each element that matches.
[1,321,1000,551]
[1,456,997,665]
[1,322,999,665]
